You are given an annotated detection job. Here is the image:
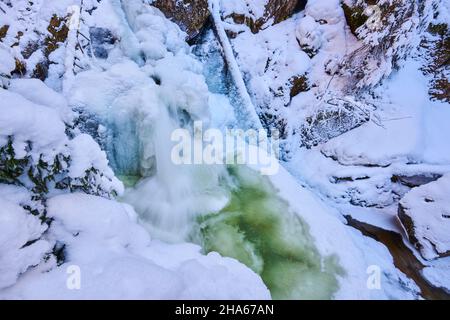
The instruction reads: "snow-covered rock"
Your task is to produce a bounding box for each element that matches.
[0,189,50,290]
[295,15,322,57]
[305,0,343,25]
[398,174,450,260]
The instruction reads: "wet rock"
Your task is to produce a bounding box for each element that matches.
[345,215,450,300]
[152,0,210,41]
[398,174,450,260]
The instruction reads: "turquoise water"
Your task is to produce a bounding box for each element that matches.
[194,165,344,299]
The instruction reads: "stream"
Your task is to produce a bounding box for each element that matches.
[345,215,450,300]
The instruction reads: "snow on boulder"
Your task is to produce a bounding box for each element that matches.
[0,193,270,299]
[305,0,344,25]
[67,134,124,195]
[296,15,322,56]
[0,88,67,161]
[0,191,50,290]
[398,174,450,260]
[8,78,74,124]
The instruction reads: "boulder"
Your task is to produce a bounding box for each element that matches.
[398,174,450,260]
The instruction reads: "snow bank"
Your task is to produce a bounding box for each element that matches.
[1,193,270,299]
[423,262,450,293]
[9,78,74,124]
[0,78,122,196]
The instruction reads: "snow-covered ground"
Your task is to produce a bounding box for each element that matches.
[0,0,449,300]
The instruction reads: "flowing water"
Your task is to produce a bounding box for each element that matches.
[193,165,343,299]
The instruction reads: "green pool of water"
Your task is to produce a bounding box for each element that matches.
[194,166,344,300]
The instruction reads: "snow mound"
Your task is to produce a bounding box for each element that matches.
[0,88,67,161]
[1,193,270,299]
[305,0,344,25]
[0,190,50,290]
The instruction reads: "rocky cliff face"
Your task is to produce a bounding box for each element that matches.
[152,0,210,41]
[341,0,440,90]
[221,0,303,34]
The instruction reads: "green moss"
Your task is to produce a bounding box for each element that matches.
[0,139,28,184]
[195,165,344,300]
